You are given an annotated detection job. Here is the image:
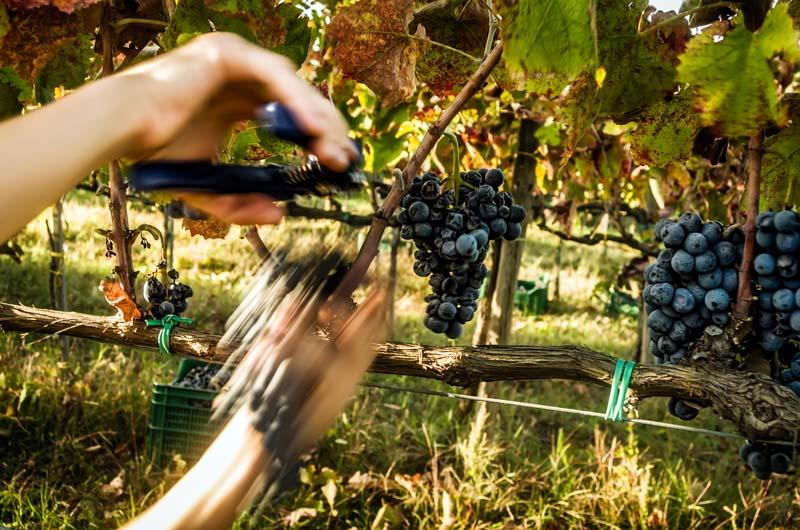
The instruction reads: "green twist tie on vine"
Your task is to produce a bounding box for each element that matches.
[146,314,193,355]
[604,359,636,422]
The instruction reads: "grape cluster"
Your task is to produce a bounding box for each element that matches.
[164,200,208,220]
[775,351,800,397]
[144,267,194,319]
[752,210,800,353]
[175,364,222,391]
[399,169,526,338]
[644,213,741,366]
[667,397,699,421]
[739,441,795,480]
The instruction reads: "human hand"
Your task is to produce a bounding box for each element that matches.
[120,32,357,225]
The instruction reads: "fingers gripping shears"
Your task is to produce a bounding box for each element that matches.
[129,103,365,200]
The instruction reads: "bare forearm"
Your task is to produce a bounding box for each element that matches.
[0,75,145,243]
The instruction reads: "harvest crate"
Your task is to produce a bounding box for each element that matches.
[514,276,550,315]
[477,275,550,315]
[146,358,222,468]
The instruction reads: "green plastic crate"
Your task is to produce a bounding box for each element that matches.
[146,358,222,468]
[514,275,550,315]
[476,275,550,315]
[606,288,640,318]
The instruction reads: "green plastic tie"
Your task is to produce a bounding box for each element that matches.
[604,359,636,422]
[146,314,193,355]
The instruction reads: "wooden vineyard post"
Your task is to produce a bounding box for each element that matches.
[488,118,540,344]
[47,196,70,358]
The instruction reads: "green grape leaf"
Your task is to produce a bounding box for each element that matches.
[163,0,309,65]
[35,34,94,104]
[626,95,701,167]
[534,122,563,146]
[555,71,598,155]
[228,128,269,163]
[0,67,31,119]
[762,125,800,210]
[208,2,285,48]
[161,0,211,49]
[497,0,595,81]
[524,72,572,98]
[677,5,800,137]
[255,126,296,159]
[273,3,312,66]
[595,0,678,118]
[327,0,425,107]
[364,131,407,173]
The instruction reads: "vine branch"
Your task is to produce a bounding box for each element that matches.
[331,41,505,302]
[101,7,137,300]
[733,133,762,320]
[1,301,799,443]
[536,222,659,257]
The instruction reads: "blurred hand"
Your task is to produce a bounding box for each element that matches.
[120,32,358,225]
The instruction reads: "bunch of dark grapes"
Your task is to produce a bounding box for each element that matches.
[176,363,222,391]
[164,200,208,220]
[144,267,194,319]
[399,168,526,338]
[644,211,800,479]
[644,213,741,367]
[739,441,795,480]
[751,210,800,353]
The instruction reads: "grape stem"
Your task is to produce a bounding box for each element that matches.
[331,41,504,302]
[733,133,763,320]
[440,130,461,205]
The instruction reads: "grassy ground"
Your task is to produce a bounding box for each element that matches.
[0,193,798,529]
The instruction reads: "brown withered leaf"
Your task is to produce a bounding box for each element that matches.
[98,276,142,322]
[182,216,231,239]
[0,5,102,82]
[327,0,424,107]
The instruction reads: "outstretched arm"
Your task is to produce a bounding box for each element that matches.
[0,32,358,244]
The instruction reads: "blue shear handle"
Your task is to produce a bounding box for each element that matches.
[128,161,303,200]
[256,102,314,148]
[256,102,363,164]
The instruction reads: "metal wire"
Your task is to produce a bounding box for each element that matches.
[360,382,799,448]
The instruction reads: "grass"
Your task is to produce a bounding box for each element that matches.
[0,193,798,528]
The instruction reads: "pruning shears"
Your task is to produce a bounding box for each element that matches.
[129,102,365,200]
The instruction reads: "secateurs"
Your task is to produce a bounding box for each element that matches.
[128,102,365,200]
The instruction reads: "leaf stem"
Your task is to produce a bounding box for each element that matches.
[368,30,482,64]
[638,1,739,37]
